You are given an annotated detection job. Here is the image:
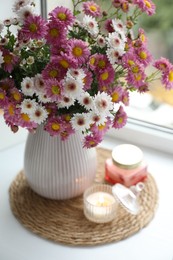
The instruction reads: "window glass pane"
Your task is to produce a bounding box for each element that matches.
[127,0,173,129]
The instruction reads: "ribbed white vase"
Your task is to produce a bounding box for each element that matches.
[24,125,97,199]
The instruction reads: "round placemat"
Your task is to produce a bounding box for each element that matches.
[9,148,158,246]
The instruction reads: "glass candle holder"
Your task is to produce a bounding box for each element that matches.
[105,144,148,187]
[83,184,118,223]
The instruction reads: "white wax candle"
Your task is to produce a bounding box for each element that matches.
[86,192,116,219]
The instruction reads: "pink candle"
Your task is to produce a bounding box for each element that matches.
[105,144,148,187]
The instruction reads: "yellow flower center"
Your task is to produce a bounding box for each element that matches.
[128,59,135,67]
[49,69,58,78]
[13,92,21,101]
[135,74,142,81]
[51,85,60,95]
[144,0,151,8]
[4,54,12,64]
[90,57,95,65]
[72,46,83,57]
[52,123,60,131]
[29,23,37,33]
[89,140,96,146]
[111,92,119,102]
[132,66,139,73]
[118,117,123,124]
[21,113,30,122]
[168,70,173,82]
[98,124,106,131]
[59,59,69,68]
[140,34,146,42]
[100,71,109,81]
[8,104,14,115]
[0,92,5,100]
[50,28,59,37]
[90,5,97,12]
[139,51,147,60]
[57,12,67,21]
[64,114,71,121]
[98,60,106,69]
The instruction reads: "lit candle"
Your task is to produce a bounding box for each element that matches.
[84,184,117,223]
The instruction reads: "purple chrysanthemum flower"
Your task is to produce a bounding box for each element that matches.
[83,1,101,17]
[83,133,103,148]
[1,48,19,73]
[49,6,75,27]
[45,19,67,45]
[153,57,171,72]
[112,105,127,129]
[42,60,66,81]
[19,15,47,40]
[162,66,173,90]
[44,78,64,102]
[98,66,115,85]
[66,39,90,66]
[134,0,156,16]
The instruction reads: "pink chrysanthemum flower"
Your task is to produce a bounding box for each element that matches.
[83,1,101,17]
[49,6,75,27]
[135,46,153,67]
[126,69,146,89]
[112,105,127,129]
[0,78,15,91]
[42,61,66,81]
[162,66,173,90]
[98,66,115,85]
[54,53,77,70]
[109,86,123,103]
[67,39,90,66]
[134,0,156,16]
[90,117,112,135]
[18,110,38,130]
[19,15,47,40]
[121,89,130,105]
[153,57,171,72]
[1,48,19,73]
[83,68,93,91]
[45,78,64,102]
[44,116,63,137]
[46,19,67,45]
[9,88,23,104]
[3,103,20,126]
[83,133,103,148]
[138,28,147,45]
[0,89,8,108]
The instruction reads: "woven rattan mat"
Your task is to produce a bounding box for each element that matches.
[9,147,158,246]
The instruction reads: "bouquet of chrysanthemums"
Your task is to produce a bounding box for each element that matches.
[0,0,173,148]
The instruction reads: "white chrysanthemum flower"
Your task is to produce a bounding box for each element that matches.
[17,5,35,23]
[78,92,94,111]
[112,18,127,35]
[20,98,37,114]
[34,73,45,93]
[58,96,75,109]
[0,50,4,66]
[96,35,106,48]
[70,113,91,132]
[106,47,125,64]
[64,77,83,99]
[82,15,99,37]
[21,77,35,96]
[66,68,86,81]
[37,93,52,103]
[13,0,32,12]
[94,92,114,115]
[0,21,4,33]
[29,105,48,125]
[106,32,125,49]
[88,111,107,126]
